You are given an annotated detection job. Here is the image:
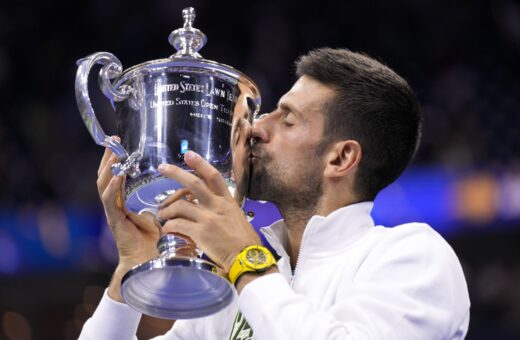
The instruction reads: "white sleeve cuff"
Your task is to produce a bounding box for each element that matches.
[237,273,291,330]
[79,289,141,340]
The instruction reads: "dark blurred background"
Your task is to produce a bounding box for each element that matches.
[1,0,520,339]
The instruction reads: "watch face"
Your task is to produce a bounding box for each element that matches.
[246,248,267,265]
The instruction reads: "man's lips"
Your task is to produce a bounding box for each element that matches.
[249,145,264,164]
[250,145,262,159]
[246,154,260,169]
[248,155,258,164]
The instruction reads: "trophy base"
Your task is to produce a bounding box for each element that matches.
[121,256,234,319]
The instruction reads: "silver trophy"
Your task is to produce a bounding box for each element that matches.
[75,7,260,319]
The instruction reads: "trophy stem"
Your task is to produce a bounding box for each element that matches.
[157,233,200,258]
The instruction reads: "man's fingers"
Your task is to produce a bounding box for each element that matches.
[97,154,120,197]
[97,137,121,176]
[98,148,113,177]
[157,199,204,223]
[101,175,125,224]
[159,188,192,208]
[101,175,123,207]
[184,151,230,196]
[158,164,213,206]
[128,210,158,234]
[162,218,200,240]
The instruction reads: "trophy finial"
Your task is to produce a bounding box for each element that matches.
[169,7,207,58]
[183,7,195,29]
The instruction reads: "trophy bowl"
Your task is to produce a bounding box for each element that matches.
[75,7,260,319]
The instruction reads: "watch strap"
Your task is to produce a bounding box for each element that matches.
[228,245,276,285]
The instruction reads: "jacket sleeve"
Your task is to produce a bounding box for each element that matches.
[78,290,208,340]
[237,225,470,340]
[78,290,141,340]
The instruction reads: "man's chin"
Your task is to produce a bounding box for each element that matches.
[246,177,264,201]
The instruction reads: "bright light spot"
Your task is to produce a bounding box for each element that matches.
[0,232,19,274]
[37,203,71,258]
[2,311,31,340]
[455,172,498,224]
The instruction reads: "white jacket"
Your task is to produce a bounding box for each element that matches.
[79,202,470,339]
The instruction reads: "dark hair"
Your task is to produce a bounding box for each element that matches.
[296,48,422,201]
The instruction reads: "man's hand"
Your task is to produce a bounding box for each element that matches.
[156,150,262,274]
[97,146,160,301]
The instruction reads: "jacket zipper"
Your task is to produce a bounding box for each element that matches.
[290,240,306,287]
[290,218,317,287]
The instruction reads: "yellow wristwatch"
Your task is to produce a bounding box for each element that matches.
[228,245,276,285]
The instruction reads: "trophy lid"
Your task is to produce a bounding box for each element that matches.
[168,7,207,58]
[112,7,259,96]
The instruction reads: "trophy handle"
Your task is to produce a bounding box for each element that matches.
[75,52,132,160]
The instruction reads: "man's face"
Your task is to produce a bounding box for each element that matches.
[248,76,336,208]
[230,84,256,203]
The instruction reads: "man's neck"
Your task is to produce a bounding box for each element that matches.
[278,205,317,271]
[278,195,358,270]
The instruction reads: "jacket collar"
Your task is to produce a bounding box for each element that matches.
[260,201,375,259]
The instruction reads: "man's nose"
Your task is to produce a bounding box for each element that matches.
[251,114,270,144]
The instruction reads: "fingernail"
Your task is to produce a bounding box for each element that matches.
[185,150,197,160]
[158,164,167,172]
[156,216,166,227]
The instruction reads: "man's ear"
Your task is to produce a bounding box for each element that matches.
[323,140,362,178]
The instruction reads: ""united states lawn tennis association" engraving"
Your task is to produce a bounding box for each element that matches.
[150,97,232,116]
[150,81,236,114]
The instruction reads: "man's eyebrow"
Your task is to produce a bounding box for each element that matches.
[278,101,302,117]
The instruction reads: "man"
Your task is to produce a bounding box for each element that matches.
[80,48,470,339]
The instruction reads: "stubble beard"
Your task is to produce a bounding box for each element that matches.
[248,146,324,213]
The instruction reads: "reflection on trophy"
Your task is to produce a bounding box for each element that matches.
[75,7,260,319]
